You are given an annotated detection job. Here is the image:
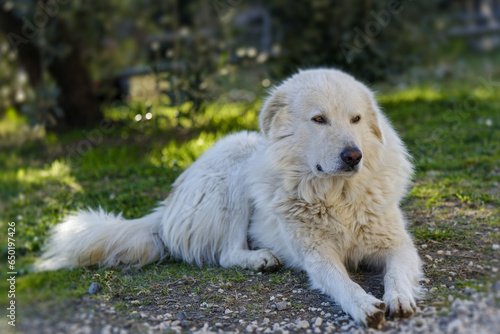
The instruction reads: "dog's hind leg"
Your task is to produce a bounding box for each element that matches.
[220,244,282,272]
[218,204,282,272]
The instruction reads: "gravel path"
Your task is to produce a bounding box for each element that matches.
[18,281,500,334]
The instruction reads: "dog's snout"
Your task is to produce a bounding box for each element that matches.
[340,148,362,167]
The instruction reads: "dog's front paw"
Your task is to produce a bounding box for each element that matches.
[247,249,282,272]
[383,290,417,318]
[366,302,386,329]
[351,294,386,329]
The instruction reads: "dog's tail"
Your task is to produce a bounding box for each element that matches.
[34,207,166,271]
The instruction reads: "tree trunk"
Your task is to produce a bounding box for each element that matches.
[0,8,43,89]
[46,19,103,130]
[0,6,103,131]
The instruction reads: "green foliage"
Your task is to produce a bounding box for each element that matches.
[0,43,27,114]
[1,0,445,129]
[267,0,439,81]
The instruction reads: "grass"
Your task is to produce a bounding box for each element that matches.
[0,66,499,329]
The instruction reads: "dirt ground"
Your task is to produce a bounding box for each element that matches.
[13,199,500,333]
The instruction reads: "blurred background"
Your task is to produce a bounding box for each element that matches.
[0,0,498,135]
[1,2,500,328]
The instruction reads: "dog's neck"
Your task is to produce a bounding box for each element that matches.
[294,173,367,206]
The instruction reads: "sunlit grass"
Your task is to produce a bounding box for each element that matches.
[149,131,219,169]
[15,160,82,192]
[378,86,444,104]
[104,99,260,134]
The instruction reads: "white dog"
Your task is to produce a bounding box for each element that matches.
[36,69,422,328]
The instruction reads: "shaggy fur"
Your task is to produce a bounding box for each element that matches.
[36,69,422,328]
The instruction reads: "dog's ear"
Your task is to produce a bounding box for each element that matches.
[369,117,384,144]
[367,103,385,144]
[259,90,288,137]
[365,92,385,144]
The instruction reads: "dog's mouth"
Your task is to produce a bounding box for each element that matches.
[313,163,361,177]
[342,164,360,173]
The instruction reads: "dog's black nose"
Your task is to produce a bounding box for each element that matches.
[340,148,362,167]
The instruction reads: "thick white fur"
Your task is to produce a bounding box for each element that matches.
[36,69,422,328]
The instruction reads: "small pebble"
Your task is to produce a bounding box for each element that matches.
[414,318,425,327]
[88,282,102,294]
[276,302,288,311]
[297,320,310,329]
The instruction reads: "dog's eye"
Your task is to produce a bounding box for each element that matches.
[312,116,327,124]
[351,115,361,124]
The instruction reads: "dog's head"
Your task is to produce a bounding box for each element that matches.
[260,68,385,178]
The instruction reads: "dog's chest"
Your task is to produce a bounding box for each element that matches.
[284,196,392,254]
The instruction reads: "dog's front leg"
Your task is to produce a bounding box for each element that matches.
[305,252,386,329]
[382,241,422,318]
